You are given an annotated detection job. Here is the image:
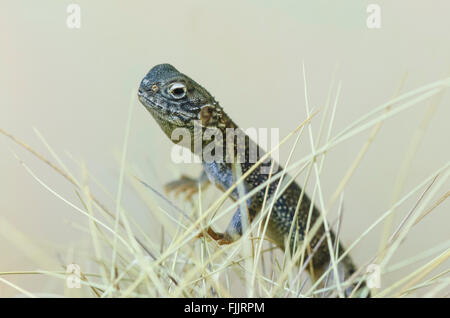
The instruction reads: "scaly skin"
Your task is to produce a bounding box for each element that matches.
[138,64,366,297]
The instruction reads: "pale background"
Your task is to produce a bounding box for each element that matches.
[0,0,449,297]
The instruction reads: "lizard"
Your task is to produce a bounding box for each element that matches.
[138,63,368,297]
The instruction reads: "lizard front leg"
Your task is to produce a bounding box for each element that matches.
[164,170,210,200]
[199,207,245,245]
[200,192,263,245]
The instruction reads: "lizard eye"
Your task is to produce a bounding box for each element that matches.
[168,83,186,99]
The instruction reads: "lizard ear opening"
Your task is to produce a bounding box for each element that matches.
[199,105,213,126]
[168,82,187,99]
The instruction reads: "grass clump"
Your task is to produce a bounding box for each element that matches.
[0,70,449,298]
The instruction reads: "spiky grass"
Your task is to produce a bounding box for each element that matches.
[0,72,449,298]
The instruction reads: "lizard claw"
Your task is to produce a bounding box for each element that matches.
[217,238,234,245]
[197,227,234,245]
[165,174,210,201]
[164,175,200,200]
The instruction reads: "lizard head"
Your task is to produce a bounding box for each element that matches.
[138,64,226,141]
